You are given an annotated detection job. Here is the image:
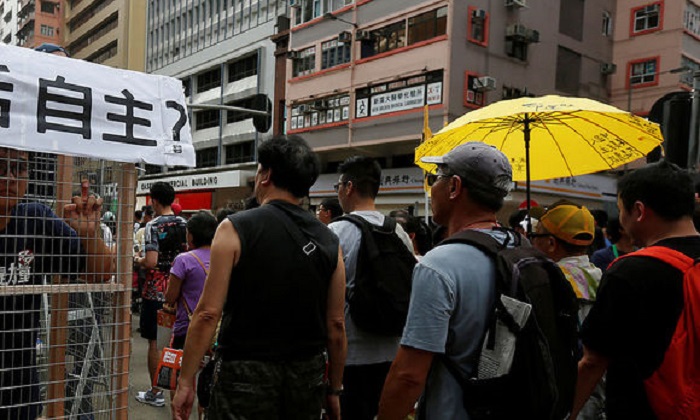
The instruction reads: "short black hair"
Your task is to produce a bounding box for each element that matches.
[405,215,433,256]
[134,210,143,220]
[606,217,623,244]
[338,156,381,199]
[187,211,218,248]
[258,135,320,198]
[216,207,237,224]
[508,209,527,229]
[143,205,155,217]
[320,198,343,219]
[150,182,176,207]
[618,160,695,221]
[590,209,609,228]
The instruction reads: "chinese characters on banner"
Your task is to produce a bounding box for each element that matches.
[0,45,195,167]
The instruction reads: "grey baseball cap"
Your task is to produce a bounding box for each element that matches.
[421,142,513,193]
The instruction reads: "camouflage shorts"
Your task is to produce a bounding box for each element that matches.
[207,353,326,420]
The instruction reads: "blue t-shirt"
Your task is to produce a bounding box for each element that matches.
[401,230,510,419]
[0,203,83,414]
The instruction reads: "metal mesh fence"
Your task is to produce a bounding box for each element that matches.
[0,149,135,420]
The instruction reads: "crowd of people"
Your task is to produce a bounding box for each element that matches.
[145,135,697,420]
[1,131,696,419]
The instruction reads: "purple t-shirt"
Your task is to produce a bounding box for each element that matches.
[169,248,210,337]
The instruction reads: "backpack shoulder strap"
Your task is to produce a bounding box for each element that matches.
[619,246,695,272]
[439,229,503,258]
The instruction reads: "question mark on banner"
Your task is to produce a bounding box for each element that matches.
[166,100,187,142]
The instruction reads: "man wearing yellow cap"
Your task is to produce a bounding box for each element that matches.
[531,203,602,304]
[531,203,604,419]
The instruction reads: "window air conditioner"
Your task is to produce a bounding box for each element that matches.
[338,31,352,43]
[475,76,497,91]
[600,63,617,75]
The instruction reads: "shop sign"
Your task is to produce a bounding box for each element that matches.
[137,170,253,194]
[355,70,443,119]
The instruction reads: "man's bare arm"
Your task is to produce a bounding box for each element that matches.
[571,345,609,418]
[378,345,434,420]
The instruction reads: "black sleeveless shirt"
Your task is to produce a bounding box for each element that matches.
[218,200,339,361]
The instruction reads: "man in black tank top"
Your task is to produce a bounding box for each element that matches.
[172,136,347,420]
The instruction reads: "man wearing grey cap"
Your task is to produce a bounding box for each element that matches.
[378,142,514,419]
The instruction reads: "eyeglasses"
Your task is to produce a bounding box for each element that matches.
[333,181,347,193]
[425,172,452,187]
[0,159,29,178]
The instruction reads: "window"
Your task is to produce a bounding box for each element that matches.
[40,25,54,36]
[228,53,258,83]
[468,7,489,46]
[290,93,350,131]
[502,86,531,100]
[321,38,351,69]
[86,41,118,64]
[685,2,700,37]
[292,46,316,77]
[602,11,613,36]
[182,78,191,97]
[555,46,581,95]
[145,164,162,175]
[68,12,118,55]
[680,56,700,86]
[362,21,406,58]
[294,0,354,26]
[629,58,658,86]
[196,67,221,93]
[225,141,255,164]
[41,1,57,14]
[408,7,447,45]
[196,147,218,168]
[195,109,220,130]
[506,39,528,61]
[633,3,661,34]
[226,96,255,124]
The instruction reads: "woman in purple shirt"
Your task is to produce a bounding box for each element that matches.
[165,211,218,349]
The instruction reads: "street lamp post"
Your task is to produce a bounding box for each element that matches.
[688,70,700,170]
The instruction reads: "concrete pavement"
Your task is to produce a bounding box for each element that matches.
[128,313,198,420]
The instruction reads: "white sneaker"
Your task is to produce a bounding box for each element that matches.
[135,389,165,407]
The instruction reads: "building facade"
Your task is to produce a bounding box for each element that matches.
[287,0,617,214]
[139,0,287,212]
[609,0,699,115]
[0,0,63,48]
[63,0,147,71]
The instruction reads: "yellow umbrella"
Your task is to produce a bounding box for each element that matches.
[415,95,663,228]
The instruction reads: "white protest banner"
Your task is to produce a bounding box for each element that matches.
[0,44,195,167]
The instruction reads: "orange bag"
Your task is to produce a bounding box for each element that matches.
[154,347,184,390]
[621,247,700,419]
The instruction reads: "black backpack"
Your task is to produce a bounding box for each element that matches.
[438,229,579,420]
[336,214,416,336]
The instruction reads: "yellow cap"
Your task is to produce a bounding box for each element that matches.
[540,204,595,246]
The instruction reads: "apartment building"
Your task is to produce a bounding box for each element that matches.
[287,0,617,214]
[0,0,63,48]
[63,0,146,70]
[609,1,697,115]
[138,0,287,212]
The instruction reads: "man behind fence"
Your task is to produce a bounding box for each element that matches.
[172,135,347,420]
[0,147,112,419]
[134,181,187,407]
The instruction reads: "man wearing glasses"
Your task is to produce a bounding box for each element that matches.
[378,142,513,419]
[0,147,112,419]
